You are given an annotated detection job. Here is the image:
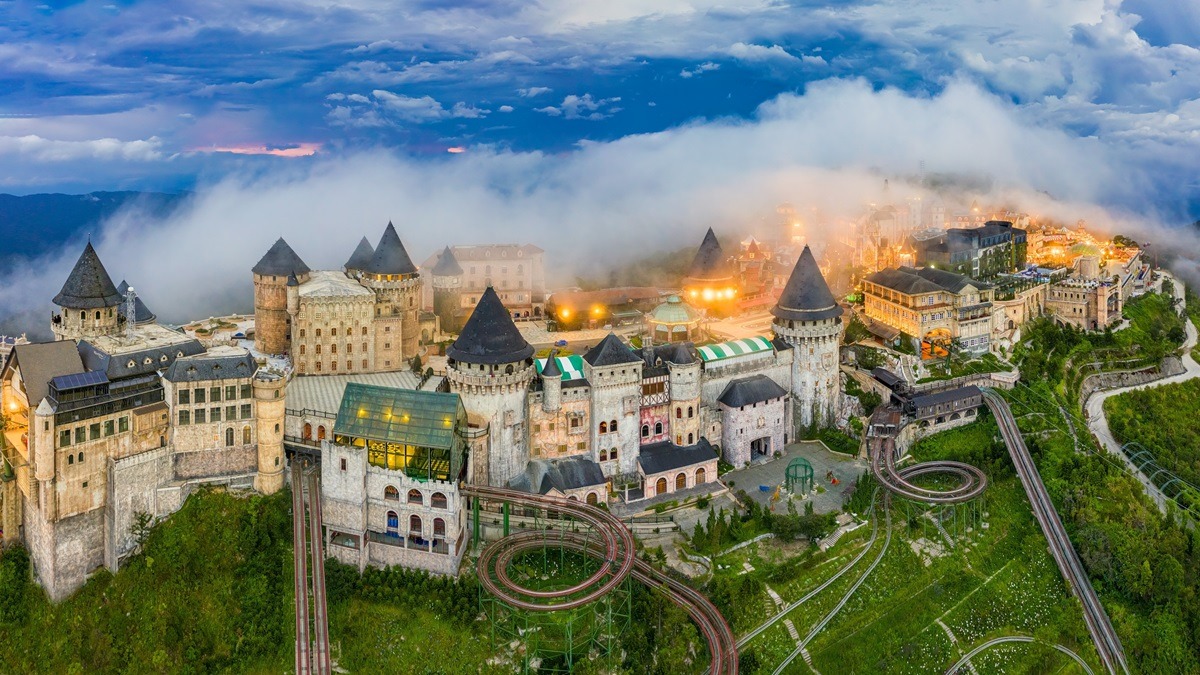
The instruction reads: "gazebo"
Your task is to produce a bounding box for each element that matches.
[646,295,702,343]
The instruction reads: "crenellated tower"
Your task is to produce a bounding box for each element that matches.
[666,344,702,446]
[253,372,287,495]
[771,245,844,430]
[444,287,535,486]
[252,238,310,355]
[359,222,422,367]
[50,242,125,342]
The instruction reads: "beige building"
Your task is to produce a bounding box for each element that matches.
[1045,277,1121,331]
[862,266,994,354]
[419,244,546,321]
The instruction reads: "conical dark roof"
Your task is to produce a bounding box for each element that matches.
[447,287,534,365]
[53,242,123,309]
[431,246,464,276]
[344,237,375,271]
[116,281,156,324]
[541,349,562,378]
[252,238,309,277]
[286,271,300,287]
[583,333,641,367]
[771,245,843,322]
[366,222,418,276]
[686,227,733,281]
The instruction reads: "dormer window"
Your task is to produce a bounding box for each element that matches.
[143,357,152,365]
[160,354,168,362]
[177,351,184,358]
[127,360,136,368]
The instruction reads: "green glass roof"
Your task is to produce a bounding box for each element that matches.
[334,383,466,449]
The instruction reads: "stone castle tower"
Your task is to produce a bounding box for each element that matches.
[359,222,422,365]
[445,287,536,486]
[430,246,465,334]
[253,373,287,494]
[580,334,643,477]
[51,242,125,342]
[252,238,310,355]
[771,245,844,429]
[666,344,702,445]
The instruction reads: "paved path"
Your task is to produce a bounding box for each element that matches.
[1084,273,1198,515]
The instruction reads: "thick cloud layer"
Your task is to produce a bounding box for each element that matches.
[3,78,1192,338]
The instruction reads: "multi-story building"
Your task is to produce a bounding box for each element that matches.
[911,220,1027,278]
[418,244,546,321]
[1045,277,1122,331]
[862,266,995,355]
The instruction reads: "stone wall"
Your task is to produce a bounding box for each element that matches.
[720,397,788,467]
[48,507,105,602]
[586,362,644,477]
[173,445,257,480]
[1080,356,1185,409]
[106,445,173,568]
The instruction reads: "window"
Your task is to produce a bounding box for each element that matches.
[409,514,422,535]
[331,328,337,337]
[178,389,190,404]
[687,406,693,418]
[178,410,190,425]
[676,472,687,490]
[225,427,234,446]
[195,388,206,403]
[600,449,608,461]
[317,425,326,441]
[610,419,618,432]
[408,489,423,505]
[610,448,617,460]
[68,454,74,465]
[316,329,321,337]
[570,417,580,429]
[226,405,237,421]
[361,326,367,336]
[59,430,71,447]
[641,424,649,438]
[346,343,353,354]
[676,407,682,419]
[586,492,598,506]
[385,486,399,501]
[211,407,221,422]
[104,420,114,436]
[362,342,368,352]
[119,416,129,433]
[89,423,100,440]
[195,409,206,424]
[240,384,251,399]
[655,422,663,435]
[347,360,352,371]
[331,344,337,354]
[384,343,390,349]
[315,345,321,355]
[431,492,447,509]
[577,441,586,450]
[240,403,251,419]
[687,433,694,444]
[300,345,306,355]
[340,458,347,471]
[599,421,607,433]
[225,385,237,400]
[211,387,221,402]
[696,467,706,484]
[433,518,446,537]
[243,426,251,444]
[362,360,368,369]
[299,329,306,338]
[656,477,667,495]
[386,510,398,534]
[75,427,86,443]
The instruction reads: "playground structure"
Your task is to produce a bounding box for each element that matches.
[465,485,738,674]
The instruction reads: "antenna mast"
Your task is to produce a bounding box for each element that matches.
[125,285,137,340]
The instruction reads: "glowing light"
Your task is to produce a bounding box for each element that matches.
[591,305,603,316]
[443,417,452,427]
[190,143,320,157]
[560,308,571,319]
[447,146,466,154]
[702,288,714,301]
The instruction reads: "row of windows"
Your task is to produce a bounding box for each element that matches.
[299,343,369,355]
[302,360,372,372]
[675,406,694,419]
[177,384,251,405]
[640,422,665,438]
[178,405,252,425]
[467,264,525,276]
[382,487,449,508]
[531,416,583,433]
[386,512,446,538]
[299,326,369,338]
[59,416,129,447]
[598,448,619,461]
[598,420,619,433]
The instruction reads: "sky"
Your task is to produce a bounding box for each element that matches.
[2,0,1200,330]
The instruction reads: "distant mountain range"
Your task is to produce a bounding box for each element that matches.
[0,191,186,263]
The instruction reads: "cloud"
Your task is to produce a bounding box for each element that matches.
[728,43,800,64]
[498,105,515,112]
[0,135,163,161]
[327,91,491,126]
[7,78,1192,337]
[537,94,622,120]
[519,86,553,97]
[680,62,720,78]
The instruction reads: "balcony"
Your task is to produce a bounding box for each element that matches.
[367,530,449,554]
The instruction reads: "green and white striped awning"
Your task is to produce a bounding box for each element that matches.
[536,355,586,381]
[697,336,774,362]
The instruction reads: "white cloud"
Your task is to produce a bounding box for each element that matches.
[519,86,553,97]
[728,42,800,64]
[0,135,163,161]
[372,91,450,122]
[680,61,720,78]
[498,105,515,113]
[534,106,562,116]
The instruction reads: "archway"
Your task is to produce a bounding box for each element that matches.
[675,473,687,490]
[303,423,312,440]
[695,467,706,485]
[655,477,667,495]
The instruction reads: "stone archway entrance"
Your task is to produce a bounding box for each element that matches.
[750,436,771,460]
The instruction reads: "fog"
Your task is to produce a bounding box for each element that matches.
[2,78,1196,338]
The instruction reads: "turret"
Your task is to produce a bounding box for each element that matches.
[359,222,422,366]
[666,344,701,445]
[445,287,535,486]
[582,333,643,475]
[32,398,56,483]
[682,228,738,315]
[771,245,844,429]
[286,271,300,316]
[343,236,375,278]
[252,238,310,355]
[51,242,124,341]
[430,246,465,334]
[253,373,286,495]
[541,350,562,414]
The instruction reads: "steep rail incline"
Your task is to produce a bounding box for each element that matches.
[983,390,1128,675]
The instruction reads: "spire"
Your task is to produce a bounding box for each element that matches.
[431,246,464,277]
[53,242,123,309]
[447,287,534,365]
[366,221,418,276]
[252,238,310,277]
[583,333,641,367]
[771,245,842,322]
[541,349,562,378]
[344,236,375,271]
[116,280,156,325]
[687,227,733,281]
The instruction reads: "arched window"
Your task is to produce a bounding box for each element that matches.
[641,424,649,438]
[687,432,694,445]
[331,344,337,354]
[656,477,667,495]
[655,422,663,435]
[317,426,326,441]
[695,467,706,484]
[610,419,617,432]
[568,495,579,502]
[599,421,608,434]
[243,426,251,444]
[386,511,399,535]
[385,486,399,501]
[687,406,694,418]
[610,448,618,460]
[95,311,101,320]
[408,489,423,505]
[303,423,312,440]
[586,492,598,506]
[676,472,687,490]
[599,449,608,461]
[676,407,682,419]
[505,364,513,375]
[409,514,422,535]
[315,344,321,354]
[80,310,85,320]
[225,427,234,446]
[431,492,447,509]
[433,518,446,537]
[299,329,306,338]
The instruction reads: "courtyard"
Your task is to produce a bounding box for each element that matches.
[723,440,866,514]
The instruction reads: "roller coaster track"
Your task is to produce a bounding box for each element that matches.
[868,414,988,504]
[943,635,1094,675]
[983,390,1128,675]
[464,485,738,674]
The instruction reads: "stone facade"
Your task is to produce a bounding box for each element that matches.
[254,271,300,355]
[446,359,535,487]
[720,396,789,467]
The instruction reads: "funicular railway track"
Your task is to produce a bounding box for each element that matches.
[292,460,331,675]
[465,485,738,674]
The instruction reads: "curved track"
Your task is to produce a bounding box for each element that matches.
[465,485,738,674]
[869,426,988,504]
[944,635,1094,675]
[983,390,1128,675]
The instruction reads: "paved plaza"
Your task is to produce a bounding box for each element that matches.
[723,440,866,514]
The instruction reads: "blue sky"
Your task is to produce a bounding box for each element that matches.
[2,0,1197,217]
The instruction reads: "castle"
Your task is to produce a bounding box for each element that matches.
[2,225,847,594]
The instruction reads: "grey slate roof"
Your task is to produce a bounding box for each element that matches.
[865,266,986,295]
[638,437,717,475]
[344,237,375,271]
[687,227,733,280]
[541,350,562,378]
[871,367,903,389]
[447,286,534,365]
[430,246,464,276]
[53,242,123,309]
[164,351,258,382]
[5,341,86,407]
[911,266,989,293]
[78,338,205,381]
[910,385,982,409]
[252,238,310,277]
[513,457,606,494]
[583,333,641,367]
[717,374,788,408]
[365,222,418,276]
[670,343,697,365]
[771,245,843,322]
[116,281,156,325]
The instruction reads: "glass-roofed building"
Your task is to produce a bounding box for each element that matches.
[322,383,469,575]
